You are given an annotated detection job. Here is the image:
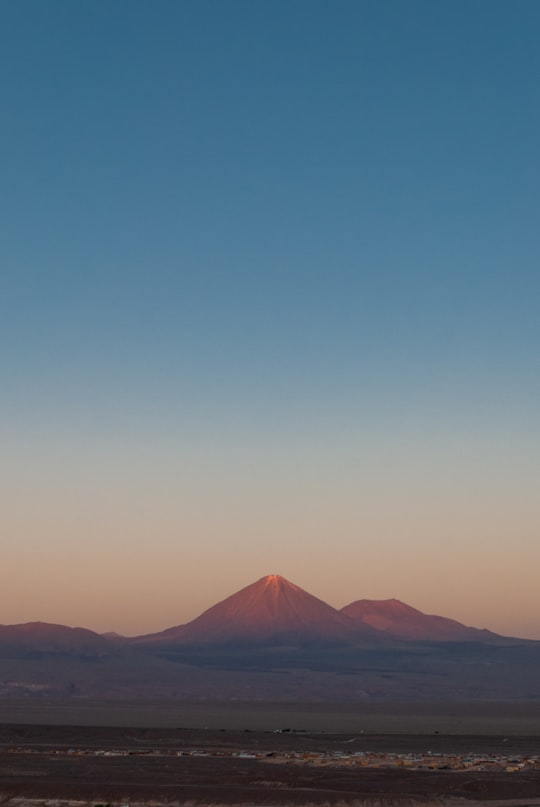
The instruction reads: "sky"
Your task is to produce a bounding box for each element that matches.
[1,0,539,639]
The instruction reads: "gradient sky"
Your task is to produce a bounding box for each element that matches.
[1,0,539,638]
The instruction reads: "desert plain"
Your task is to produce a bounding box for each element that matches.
[1,700,540,807]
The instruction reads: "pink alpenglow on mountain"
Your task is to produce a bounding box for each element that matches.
[341,598,501,642]
[138,575,379,644]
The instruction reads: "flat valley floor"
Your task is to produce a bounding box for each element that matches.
[1,701,540,806]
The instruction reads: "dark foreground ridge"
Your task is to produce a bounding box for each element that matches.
[1,723,540,806]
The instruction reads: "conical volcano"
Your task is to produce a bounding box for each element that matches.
[138,575,378,644]
[181,575,357,641]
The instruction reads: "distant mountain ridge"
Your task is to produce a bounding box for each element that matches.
[0,621,113,656]
[0,575,537,702]
[134,574,514,646]
[0,575,519,647]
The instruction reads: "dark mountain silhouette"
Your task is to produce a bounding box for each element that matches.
[134,574,380,645]
[341,598,506,642]
[0,578,538,701]
[0,622,113,657]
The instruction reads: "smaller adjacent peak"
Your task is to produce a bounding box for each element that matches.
[346,599,423,617]
[341,598,504,642]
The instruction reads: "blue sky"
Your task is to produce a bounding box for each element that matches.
[1,1,539,636]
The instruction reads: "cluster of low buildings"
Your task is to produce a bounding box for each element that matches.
[4,745,539,773]
[264,749,540,773]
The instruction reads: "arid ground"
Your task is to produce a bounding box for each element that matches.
[0,702,540,805]
[2,699,540,734]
